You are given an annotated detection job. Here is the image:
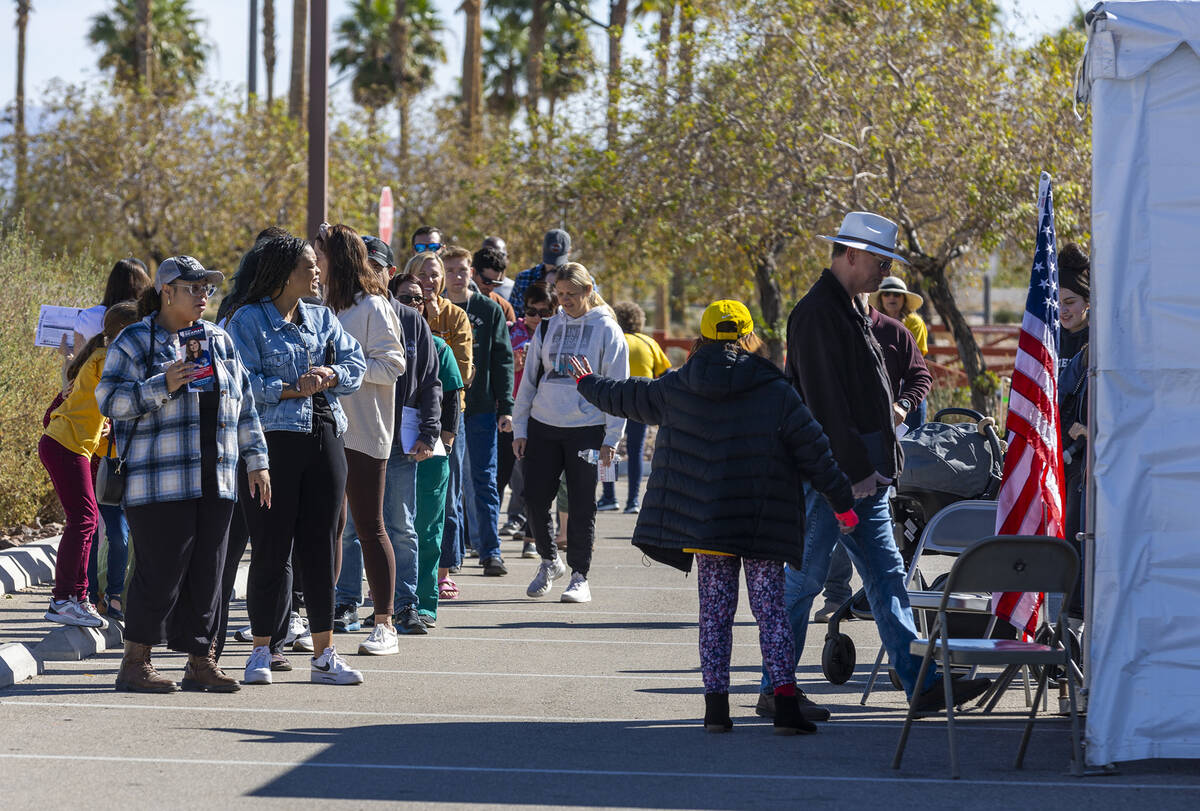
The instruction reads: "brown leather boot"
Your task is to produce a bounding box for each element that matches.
[181,644,241,693]
[115,641,179,693]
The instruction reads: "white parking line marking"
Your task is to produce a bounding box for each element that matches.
[0,752,1186,790]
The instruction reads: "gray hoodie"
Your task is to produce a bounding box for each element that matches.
[513,305,629,447]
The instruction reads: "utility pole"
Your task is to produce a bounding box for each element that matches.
[306,0,329,239]
[248,0,259,107]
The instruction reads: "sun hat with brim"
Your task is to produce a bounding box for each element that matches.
[154,255,224,292]
[870,276,923,312]
[818,211,909,265]
[701,299,754,341]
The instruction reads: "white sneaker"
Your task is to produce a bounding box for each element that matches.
[243,646,273,685]
[358,623,399,655]
[292,624,314,652]
[311,646,363,685]
[234,625,254,643]
[560,572,592,603]
[44,597,107,629]
[283,612,305,646]
[527,556,567,598]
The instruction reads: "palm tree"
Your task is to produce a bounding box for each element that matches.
[541,13,593,123]
[288,0,307,119]
[394,0,445,171]
[14,0,31,208]
[482,9,526,127]
[87,0,209,93]
[263,0,276,102]
[461,0,482,145]
[332,0,397,132]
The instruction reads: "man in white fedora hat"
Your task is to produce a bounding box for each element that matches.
[756,211,989,720]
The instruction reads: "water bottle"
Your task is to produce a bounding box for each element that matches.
[577,449,600,464]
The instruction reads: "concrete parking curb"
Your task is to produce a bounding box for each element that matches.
[31,620,126,665]
[0,537,62,597]
[0,643,38,688]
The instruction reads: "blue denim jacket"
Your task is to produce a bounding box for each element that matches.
[226,298,366,435]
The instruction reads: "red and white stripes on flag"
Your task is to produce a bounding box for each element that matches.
[992,172,1067,637]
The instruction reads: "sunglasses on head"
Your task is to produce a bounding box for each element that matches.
[414,242,443,253]
[527,307,553,318]
[397,293,425,305]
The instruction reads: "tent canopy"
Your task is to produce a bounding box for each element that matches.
[1083,0,1200,767]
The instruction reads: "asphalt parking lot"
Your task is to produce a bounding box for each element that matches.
[2,509,1198,809]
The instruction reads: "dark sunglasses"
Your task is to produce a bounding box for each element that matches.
[413,242,443,253]
[397,293,425,305]
[875,257,893,273]
[478,275,504,287]
[527,307,553,318]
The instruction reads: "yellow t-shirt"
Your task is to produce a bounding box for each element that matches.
[625,332,671,379]
[46,347,108,458]
[903,312,929,356]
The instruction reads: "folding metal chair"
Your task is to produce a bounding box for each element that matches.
[861,500,1000,704]
[891,535,1083,779]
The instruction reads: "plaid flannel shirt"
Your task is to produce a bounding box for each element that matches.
[96,315,269,508]
[508,263,548,320]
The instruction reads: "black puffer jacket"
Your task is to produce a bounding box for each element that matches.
[577,342,855,572]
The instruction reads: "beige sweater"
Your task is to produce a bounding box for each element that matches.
[336,293,406,459]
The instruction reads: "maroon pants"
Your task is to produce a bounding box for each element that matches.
[38,435,99,602]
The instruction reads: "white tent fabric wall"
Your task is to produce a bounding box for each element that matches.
[1083,1,1200,766]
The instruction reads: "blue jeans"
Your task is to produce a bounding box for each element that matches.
[903,400,927,433]
[601,419,647,507]
[336,451,419,610]
[462,413,503,561]
[761,483,935,698]
[440,412,466,569]
[821,543,855,606]
[87,503,130,604]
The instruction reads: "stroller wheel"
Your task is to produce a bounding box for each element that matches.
[822,633,856,684]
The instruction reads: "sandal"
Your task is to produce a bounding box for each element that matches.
[438,578,459,600]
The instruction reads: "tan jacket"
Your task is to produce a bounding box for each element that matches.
[426,294,474,391]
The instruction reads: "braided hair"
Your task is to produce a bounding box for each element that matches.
[228,235,310,320]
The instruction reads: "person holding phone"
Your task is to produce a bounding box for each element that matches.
[97,256,271,694]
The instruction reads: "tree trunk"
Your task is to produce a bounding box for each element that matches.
[398,89,411,182]
[461,0,482,147]
[657,2,673,99]
[676,0,695,102]
[136,0,153,91]
[915,259,991,412]
[288,0,307,119]
[391,0,411,165]
[264,0,276,103]
[605,0,629,149]
[669,263,685,325]
[527,0,547,135]
[15,0,30,209]
[753,241,787,366]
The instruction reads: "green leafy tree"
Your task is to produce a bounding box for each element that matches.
[86,0,210,93]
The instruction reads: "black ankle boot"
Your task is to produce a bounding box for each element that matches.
[704,692,732,733]
[773,694,818,735]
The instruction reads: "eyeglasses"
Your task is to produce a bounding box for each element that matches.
[478,275,504,287]
[874,256,893,274]
[527,307,553,318]
[171,282,216,298]
[413,242,443,253]
[397,293,425,305]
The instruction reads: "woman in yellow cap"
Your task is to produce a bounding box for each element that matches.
[568,300,858,735]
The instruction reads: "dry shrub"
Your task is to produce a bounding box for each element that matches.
[0,222,99,527]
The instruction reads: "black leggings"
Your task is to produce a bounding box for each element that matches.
[124,494,235,657]
[243,424,346,637]
[523,419,604,576]
[340,448,395,618]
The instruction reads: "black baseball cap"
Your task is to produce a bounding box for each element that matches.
[542,229,571,267]
[363,235,395,269]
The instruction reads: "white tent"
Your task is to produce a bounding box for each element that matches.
[1080,0,1200,766]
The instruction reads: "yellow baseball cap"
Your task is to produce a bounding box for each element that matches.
[700,299,754,340]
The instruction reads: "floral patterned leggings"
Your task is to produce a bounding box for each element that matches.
[696,553,795,694]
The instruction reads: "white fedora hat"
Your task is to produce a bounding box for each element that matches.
[818,211,909,265]
[870,276,924,312]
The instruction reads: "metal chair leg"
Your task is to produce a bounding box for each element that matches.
[1067,652,1084,776]
[860,645,887,705]
[942,640,959,779]
[892,647,936,770]
[1015,667,1050,769]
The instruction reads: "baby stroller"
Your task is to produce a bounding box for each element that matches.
[820,408,1005,685]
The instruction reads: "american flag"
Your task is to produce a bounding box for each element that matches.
[992,172,1067,636]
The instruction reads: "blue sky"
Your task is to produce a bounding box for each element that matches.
[0,0,1087,109]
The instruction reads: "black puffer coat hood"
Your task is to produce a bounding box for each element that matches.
[578,342,854,572]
